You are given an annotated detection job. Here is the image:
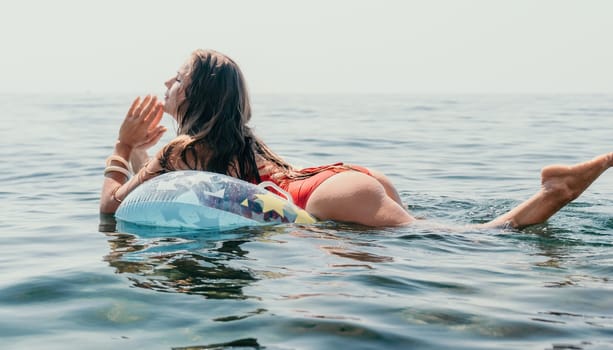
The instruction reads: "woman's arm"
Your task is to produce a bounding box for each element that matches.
[99,95,167,214]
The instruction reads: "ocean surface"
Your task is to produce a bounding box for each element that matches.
[1,93,612,350]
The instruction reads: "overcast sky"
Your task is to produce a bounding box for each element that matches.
[1,0,612,95]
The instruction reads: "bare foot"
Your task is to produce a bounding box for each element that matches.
[483,152,613,229]
[540,152,613,203]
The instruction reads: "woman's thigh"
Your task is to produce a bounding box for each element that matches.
[305,171,414,226]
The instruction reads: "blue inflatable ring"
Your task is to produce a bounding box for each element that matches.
[115,170,317,231]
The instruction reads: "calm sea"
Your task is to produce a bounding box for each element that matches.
[1,94,612,350]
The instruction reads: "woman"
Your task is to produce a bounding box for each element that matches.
[100,49,613,228]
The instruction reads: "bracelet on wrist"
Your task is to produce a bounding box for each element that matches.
[105,155,130,169]
[104,165,130,179]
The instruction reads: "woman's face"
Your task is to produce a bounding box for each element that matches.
[163,61,190,119]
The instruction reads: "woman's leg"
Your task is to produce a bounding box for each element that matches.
[306,153,612,228]
[483,152,613,229]
[306,171,415,226]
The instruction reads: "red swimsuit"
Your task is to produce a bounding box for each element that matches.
[260,162,372,209]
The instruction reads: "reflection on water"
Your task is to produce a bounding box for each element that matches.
[171,338,262,350]
[101,214,401,301]
[102,216,260,300]
[105,233,257,299]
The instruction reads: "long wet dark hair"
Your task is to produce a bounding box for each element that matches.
[170,49,295,183]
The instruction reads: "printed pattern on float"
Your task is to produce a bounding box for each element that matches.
[115,170,317,230]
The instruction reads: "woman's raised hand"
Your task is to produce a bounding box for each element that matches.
[118,95,167,150]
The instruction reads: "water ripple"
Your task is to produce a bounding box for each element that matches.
[2,94,613,349]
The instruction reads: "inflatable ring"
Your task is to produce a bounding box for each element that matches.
[115,170,317,231]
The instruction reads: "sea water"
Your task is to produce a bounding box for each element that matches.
[1,93,612,349]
